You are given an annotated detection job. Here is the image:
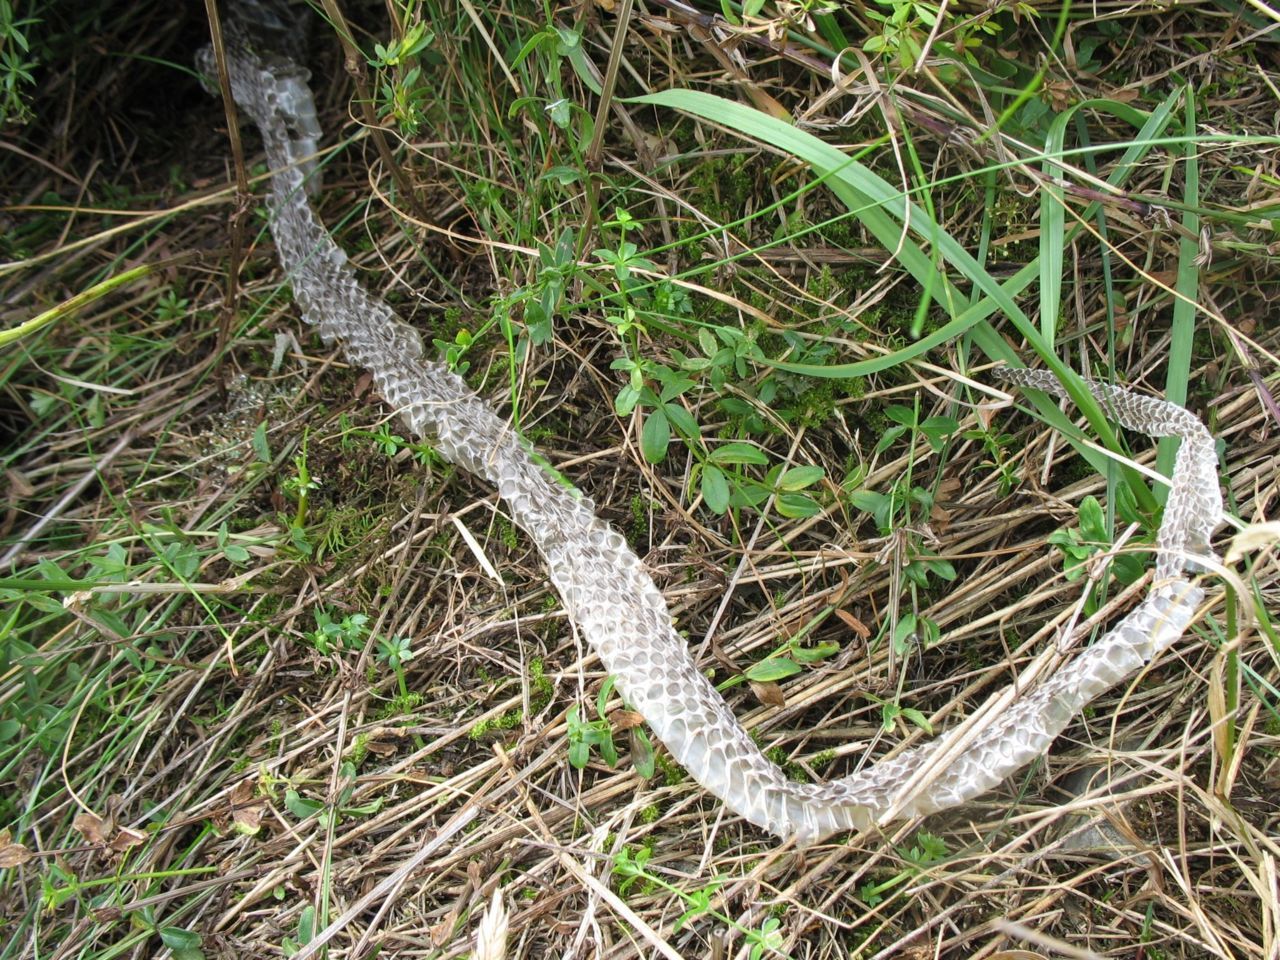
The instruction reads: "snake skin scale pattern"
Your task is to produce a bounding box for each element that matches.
[199,24,1221,844]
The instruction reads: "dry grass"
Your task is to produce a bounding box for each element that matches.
[2,2,1279,958]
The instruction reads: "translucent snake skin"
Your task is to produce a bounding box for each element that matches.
[199,23,1220,844]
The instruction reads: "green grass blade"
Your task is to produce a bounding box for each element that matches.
[1158,85,1201,488]
[1039,90,1182,348]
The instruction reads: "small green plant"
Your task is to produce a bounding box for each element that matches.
[858,830,949,906]
[875,691,934,736]
[863,0,940,68]
[284,762,383,829]
[749,917,784,960]
[510,19,596,133]
[594,209,657,286]
[566,704,616,769]
[963,422,1019,496]
[354,423,436,467]
[281,443,319,554]
[369,19,435,135]
[215,522,251,565]
[369,422,404,457]
[693,443,827,518]
[612,847,782,955]
[847,478,937,539]
[1048,494,1146,613]
[734,634,840,691]
[847,401,959,599]
[566,677,655,778]
[306,610,369,656]
[0,0,39,126]
[152,288,189,322]
[516,225,579,348]
[375,634,414,670]
[862,0,1004,69]
[873,403,959,457]
[434,326,475,374]
[376,634,416,702]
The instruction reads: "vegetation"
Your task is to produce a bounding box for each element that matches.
[1,0,1277,957]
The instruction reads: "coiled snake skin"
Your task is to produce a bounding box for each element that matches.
[200,22,1220,844]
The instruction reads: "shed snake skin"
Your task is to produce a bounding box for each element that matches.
[200,14,1220,844]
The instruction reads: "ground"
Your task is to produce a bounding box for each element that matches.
[1,1,1279,958]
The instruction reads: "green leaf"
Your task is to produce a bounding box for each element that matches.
[662,401,699,440]
[284,790,324,821]
[1158,86,1199,488]
[709,442,769,466]
[541,164,581,186]
[885,405,916,426]
[1078,495,1106,543]
[697,327,717,355]
[776,493,822,519]
[297,904,316,945]
[223,543,250,564]
[91,607,130,640]
[920,416,960,449]
[892,614,918,656]
[547,98,572,128]
[849,490,888,513]
[614,383,641,416]
[596,675,617,721]
[791,641,839,663]
[744,656,801,683]
[701,465,730,514]
[159,927,202,950]
[599,732,618,767]
[776,465,825,492]
[252,421,271,462]
[631,728,656,779]
[561,31,604,95]
[873,424,907,455]
[640,409,670,464]
[898,707,934,735]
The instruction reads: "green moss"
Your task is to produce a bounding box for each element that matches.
[654,752,687,787]
[528,658,553,712]
[347,732,370,768]
[627,494,658,548]
[468,659,552,739]
[492,708,523,731]
[810,748,836,768]
[381,691,423,718]
[682,154,758,228]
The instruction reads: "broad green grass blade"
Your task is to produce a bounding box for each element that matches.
[1039,92,1181,348]
[1158,86,1200,488]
